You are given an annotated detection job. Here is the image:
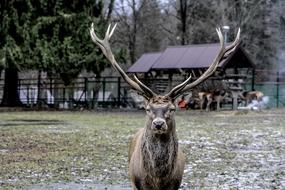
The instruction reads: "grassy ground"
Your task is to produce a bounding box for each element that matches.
[0,109,284,189]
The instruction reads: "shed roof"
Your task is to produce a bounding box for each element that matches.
[128,42,255,73]
[128,52,162,73]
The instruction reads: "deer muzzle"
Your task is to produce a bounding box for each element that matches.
[151,118,167,134]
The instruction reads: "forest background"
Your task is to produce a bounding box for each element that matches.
[0,0,285,106]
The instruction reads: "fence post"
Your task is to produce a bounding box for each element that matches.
[18,79,21,105]
[27,85,30,107]
[63,87,66,106]
[117,77,121,107]
[49,78,52,95]
[84,77,88,107]
[103,77,106,103]
[251,69,255,91]
[277,71,280,108]
[37,70,41,107]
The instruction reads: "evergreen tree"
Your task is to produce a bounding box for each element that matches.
[0,0,30,106]
[0,0,116,107]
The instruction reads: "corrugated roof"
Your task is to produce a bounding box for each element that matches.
[128,42,254,73]
[128,52,161,73]
[153,43,224,69]
[152,46,189,69]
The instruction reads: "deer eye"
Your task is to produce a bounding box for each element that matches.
[165,108,175,118]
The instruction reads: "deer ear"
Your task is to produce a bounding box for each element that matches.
[143,99,150,110]
[144,99,149,105]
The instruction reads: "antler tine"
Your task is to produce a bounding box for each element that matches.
[105,24,111,40]
[167,27,241,99]
[165,75,192,98]
[108,23,117,39]
[90,23,104,48]
[133,74,157,98]
[225,28,240,52]
[224,28,241,57]
[90,23,98,42]
[90,23,156,100]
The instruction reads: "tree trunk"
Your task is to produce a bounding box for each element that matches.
[37,70,47,108]
[179,0,187,45]
[1,68,22,107]
[53,77,62,108]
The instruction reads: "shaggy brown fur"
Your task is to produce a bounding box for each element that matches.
[128,98,185,190]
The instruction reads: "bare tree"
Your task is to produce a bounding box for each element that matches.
[113,0,142,63]
[137,0,164,54]
[112,0,283,71]
[213,0,281,69]
[161,0,218,45]
[162,0,280,69]
[113,0,168,63]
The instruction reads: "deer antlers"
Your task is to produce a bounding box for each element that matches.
[90,23,156,100]
[90,23,240,100]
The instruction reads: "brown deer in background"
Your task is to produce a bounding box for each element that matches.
[90,23,240,190]
[240,90,264,106]
[198,89,228,111]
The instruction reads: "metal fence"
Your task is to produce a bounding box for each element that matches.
[0,70,284,109]
[0,77,135,109]
[250,70,285,108]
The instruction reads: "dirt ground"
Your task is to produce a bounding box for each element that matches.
[0,109,284,189]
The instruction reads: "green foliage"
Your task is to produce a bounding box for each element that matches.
[0,0,123,85]
[28,0,109,85]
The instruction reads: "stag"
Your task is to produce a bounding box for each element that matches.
[90,23,240,190]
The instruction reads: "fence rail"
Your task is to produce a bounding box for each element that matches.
[0,77,134,109]
[0,70,284,109]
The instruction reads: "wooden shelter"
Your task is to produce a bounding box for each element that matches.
[128,42,256,109]
[129,42,254,74]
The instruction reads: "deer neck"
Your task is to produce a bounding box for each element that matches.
[141,121,178,177]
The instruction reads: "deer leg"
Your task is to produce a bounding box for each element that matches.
[245,97,249,106]
[217,100,220,111]
[206,98,212,112]
[216,97,221,111]
[200,99,204,111]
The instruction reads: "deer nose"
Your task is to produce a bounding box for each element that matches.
[153,119,165,130]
